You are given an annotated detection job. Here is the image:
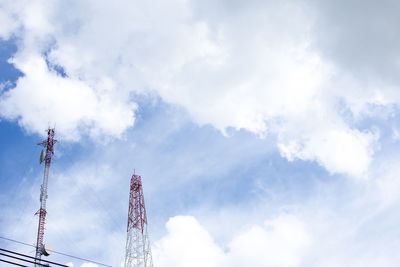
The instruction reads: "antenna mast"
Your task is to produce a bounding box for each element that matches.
[125,173,153,267]
[35,128,57,265]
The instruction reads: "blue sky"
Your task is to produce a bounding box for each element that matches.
[1,1,400,266]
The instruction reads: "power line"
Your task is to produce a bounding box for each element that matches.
[0,236,33,249]
[0,248,69,267]
[46,248,112,267]
[0,236,112,267]
[0,251,45,266]
[0,258,28,267]
[1,248,68,266]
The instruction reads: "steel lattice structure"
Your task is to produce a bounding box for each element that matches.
[125,173,153,267]
[35,128,57,265]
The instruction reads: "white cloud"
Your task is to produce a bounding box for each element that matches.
[2,125,400,267]
[0,1,21,39]
[153,215,310,267]
[0,81,12,91]
[224,215,310,267]
[1,0,399,175]
[371,157,400,207]
[277,123,378,177]
[81,263,98,267]
[0,54,136,141]
[310,0,400,84]
[153,216,224,267]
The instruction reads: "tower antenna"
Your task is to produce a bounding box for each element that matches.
[35,128,57,265]
[125,172,153,267]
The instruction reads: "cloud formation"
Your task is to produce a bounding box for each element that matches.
[1,0,399,175]
[0,54,136,140]
[153,215,310,267]
[2,117,400,267]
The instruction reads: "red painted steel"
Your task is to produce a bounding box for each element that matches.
[127,174,148,233]
[125,173,153,267]
[35,128,57,264]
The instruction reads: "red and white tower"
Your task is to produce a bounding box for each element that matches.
[125,173,153,267]
[35,128,57,264]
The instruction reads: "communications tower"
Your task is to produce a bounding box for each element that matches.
[35,128,57,264]
[125,173,153,267]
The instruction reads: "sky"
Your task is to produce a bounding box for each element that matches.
[1,0,400,266]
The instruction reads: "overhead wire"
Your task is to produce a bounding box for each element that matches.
[12,142,119,264]
[2,137,125,266]
[0,247,69,267]
[0,236,112,267]
[0,258,27,267]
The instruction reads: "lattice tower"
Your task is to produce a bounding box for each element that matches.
[125,173,153,267]
[35,128,57,265]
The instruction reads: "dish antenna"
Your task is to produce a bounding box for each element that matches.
[40,243,53,256]
[40,149,46,164]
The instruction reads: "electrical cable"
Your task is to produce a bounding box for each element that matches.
[1,139,121,267]
[0,251,45,266]
[0,258,28,267]
[0,248,69,267]
[0,236,112,267]
[0,236,33,249]
[45,249,112,267]
[1,151,119,267]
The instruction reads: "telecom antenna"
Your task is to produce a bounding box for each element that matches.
[125,172,154,267]
[35,128,57,265]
